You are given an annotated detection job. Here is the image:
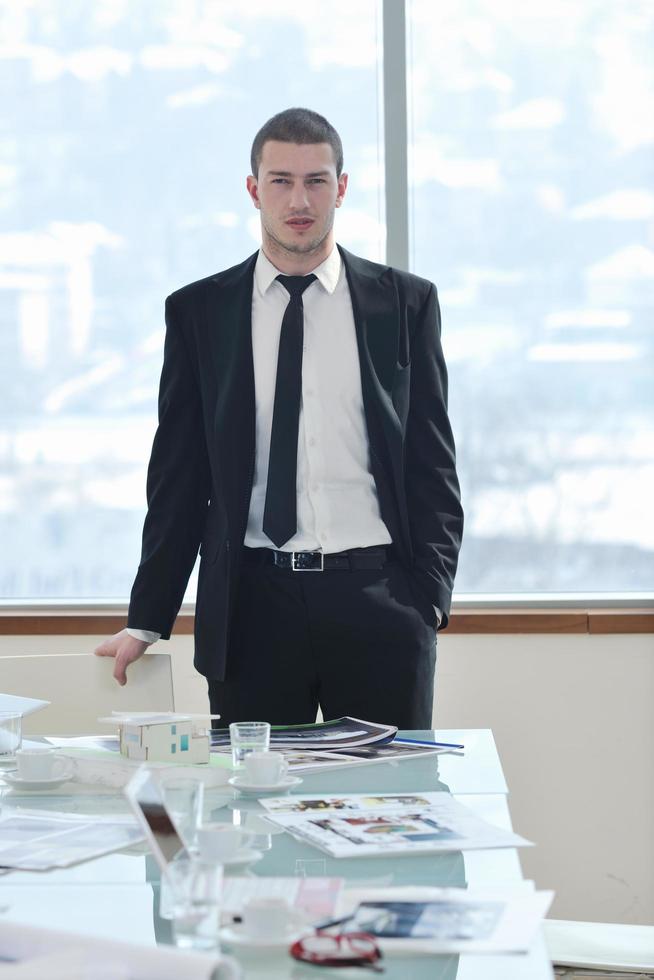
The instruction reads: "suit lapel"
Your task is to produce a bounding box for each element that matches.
[340,246,411,552]
[340,245,402,441]
[206,253,257,531]
[340,246,399,399]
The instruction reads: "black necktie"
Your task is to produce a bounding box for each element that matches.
[262,273,317,548]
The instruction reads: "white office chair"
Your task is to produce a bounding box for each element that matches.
[545,919,654,976]
[0,653,174,735]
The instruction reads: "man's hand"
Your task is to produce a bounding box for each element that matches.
[94,629,149,686]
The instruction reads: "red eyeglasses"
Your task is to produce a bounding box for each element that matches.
[290,931,384,972]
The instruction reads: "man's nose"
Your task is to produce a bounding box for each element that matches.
[289,182,309,210]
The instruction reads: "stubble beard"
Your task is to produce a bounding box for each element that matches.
[262,210,335,258]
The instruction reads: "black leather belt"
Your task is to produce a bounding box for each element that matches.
[241,545,393,572]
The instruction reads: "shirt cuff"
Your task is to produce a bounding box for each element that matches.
[435,608,443,628]
[126,628,161,644]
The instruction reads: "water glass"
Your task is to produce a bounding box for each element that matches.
[0,713,22,759]
[167,857,222,951]
[161,777,205,853]
[229,721,270,767]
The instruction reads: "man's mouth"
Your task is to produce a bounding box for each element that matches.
[286,218,314,231]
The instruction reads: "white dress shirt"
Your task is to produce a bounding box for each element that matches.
[128,245,439,644]
[244,245,391,552]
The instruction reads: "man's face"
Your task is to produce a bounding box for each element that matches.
[247,141,347,258]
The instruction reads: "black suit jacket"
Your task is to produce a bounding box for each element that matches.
[128,246,463,679]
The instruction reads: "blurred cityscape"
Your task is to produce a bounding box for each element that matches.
[409,0,654,591]
[0,0,652,598]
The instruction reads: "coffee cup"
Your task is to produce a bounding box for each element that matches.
[196,823,253,863]
[243,751,288,785]
[241,896,298,939]
[16,747,72,782]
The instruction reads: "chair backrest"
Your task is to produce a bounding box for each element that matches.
[0,653,174,735]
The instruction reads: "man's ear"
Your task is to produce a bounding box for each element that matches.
[335,172,348,208]
[246,175,260,210]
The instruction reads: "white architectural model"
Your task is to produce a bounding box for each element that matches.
[100,713,211,764]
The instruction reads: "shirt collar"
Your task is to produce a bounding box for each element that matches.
[255,245,341,297]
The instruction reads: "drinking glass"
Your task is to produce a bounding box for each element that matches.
[229,721,270,767]
[160,777,205,853]
[0,713,22,759]
[167,857,222,952]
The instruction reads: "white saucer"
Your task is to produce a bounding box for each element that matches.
[0,756,17,767]
[219,921,309,949]
[221,847,263,868]
[3,770,74,791]
[228,774,302,795]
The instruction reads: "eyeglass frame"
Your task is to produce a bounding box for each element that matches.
[290,929,384,971]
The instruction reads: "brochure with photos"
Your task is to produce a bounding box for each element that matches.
[259,792,531,858]
[211,716,397,750]
[330,885,553,954]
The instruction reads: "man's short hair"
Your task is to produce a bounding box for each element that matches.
[250,107,344,178]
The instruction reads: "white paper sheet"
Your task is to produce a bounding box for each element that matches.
[0,809,144,870]
[0,694,49,717]
[0,921,240,979]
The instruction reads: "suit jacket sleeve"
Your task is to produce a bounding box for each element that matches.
[127,294,210,639]
[405,283,463,629]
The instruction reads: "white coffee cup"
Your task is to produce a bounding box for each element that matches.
[241,896,298,939]
[16,747,72,782]
[196,823,253,863]
[243,751,288,785]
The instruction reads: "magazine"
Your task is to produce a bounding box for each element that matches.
[210,737,450,774]
[322,884,553,954]
[211,717,397,750]
[259,792,531,858]
[281,739,448,772]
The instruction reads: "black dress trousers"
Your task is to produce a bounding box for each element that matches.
[207,555,437,730]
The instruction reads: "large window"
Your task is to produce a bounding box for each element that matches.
[2,0,652,601]
[408,0,654,593]
[1,0,383,598]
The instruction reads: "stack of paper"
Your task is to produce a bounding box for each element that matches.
[0,809,144,871]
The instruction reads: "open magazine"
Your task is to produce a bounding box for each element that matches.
[322,884,553,954]
[211,717,397,750]
[259,792,531,858]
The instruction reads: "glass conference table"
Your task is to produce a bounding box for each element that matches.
[0,730,554,979]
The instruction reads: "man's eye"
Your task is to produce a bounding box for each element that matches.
[308,178,326,184]
[272,178,289,184]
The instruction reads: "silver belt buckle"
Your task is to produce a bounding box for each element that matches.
[291,551,324,572]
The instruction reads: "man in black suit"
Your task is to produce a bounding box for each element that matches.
[95,108,463,729]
